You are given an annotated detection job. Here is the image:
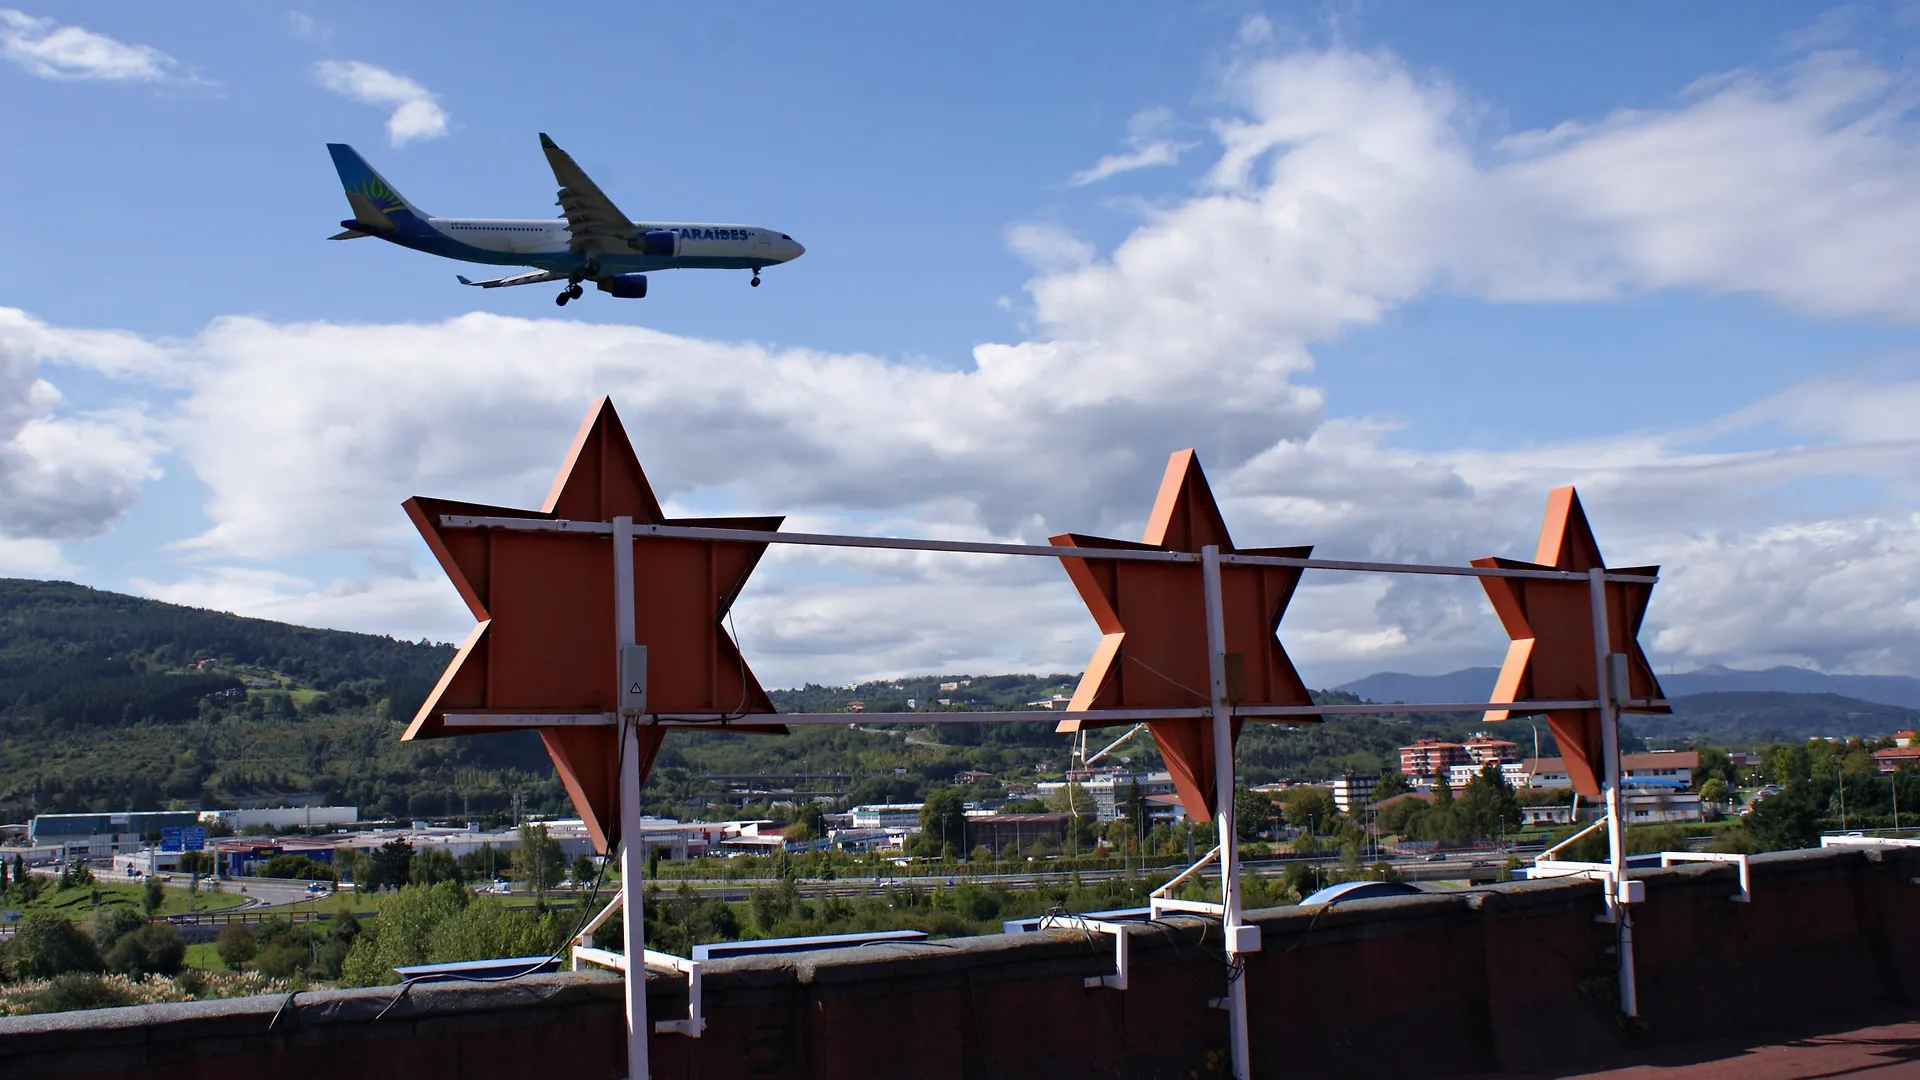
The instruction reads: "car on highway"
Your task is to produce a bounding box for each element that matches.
[1424,853,1448,862]
[305,882,329,895]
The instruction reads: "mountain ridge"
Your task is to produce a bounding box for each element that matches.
[1336,664,1920,711]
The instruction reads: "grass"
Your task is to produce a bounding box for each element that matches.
[181,942,229,972]
[16,880,248,918]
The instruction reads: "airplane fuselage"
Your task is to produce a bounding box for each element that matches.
[374,209,802,275]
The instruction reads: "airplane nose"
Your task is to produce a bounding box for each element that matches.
[784,237,805,260]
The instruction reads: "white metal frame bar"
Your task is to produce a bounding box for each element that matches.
[1151,844,1221,899]
[571,942,705,1038]
[437,514,1657,584]
[612,515,651,1078]
[1202,544,1255,1080]
[1038,914,1132,990]
[1588,568,1638,1018]
[1659,852,1751,903]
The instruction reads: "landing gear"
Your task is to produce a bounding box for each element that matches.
[750,274,761,288]
[555,283,584,306]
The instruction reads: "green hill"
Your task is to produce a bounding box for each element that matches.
[0,578,1907,824]
[0,579,569,822]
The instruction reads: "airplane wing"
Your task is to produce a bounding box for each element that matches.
[456,269,569,289]
[539,132,634,254]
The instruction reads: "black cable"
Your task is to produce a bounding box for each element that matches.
[370,727,627,1021]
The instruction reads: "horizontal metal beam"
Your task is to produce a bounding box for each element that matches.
[445,712,615,728]
[437,515,1657,583]
[443,698,1653,731]
[1219,550,1656,584]
[442,515,614,534]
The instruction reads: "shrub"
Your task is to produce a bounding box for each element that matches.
[88,906,147,952]
[214,922,257,968]
[3,912,103,980]
[19,973,135,1014]
[103,925,185,978]
[252,942,306,979]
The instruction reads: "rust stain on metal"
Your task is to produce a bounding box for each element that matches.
[1474,487,1667,796]
[1050,449,1318,822]
[403,397,784,852]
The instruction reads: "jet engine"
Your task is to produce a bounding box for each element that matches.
[595,273,649,299]
[636,230,676,258]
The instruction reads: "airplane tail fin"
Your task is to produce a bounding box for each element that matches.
[326,143,427,231]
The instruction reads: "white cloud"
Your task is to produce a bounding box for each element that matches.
[286,12,325,40]
[1069,107,1199,186]
[0,310,164,541]
[0,9,181,81]
[313,60,447,145]
[16,38,1920,685]
[129,567,463,643]
[1004,223,1095,270]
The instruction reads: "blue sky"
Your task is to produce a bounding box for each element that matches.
[2,3,1918,687]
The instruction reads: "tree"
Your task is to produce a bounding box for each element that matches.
[1281,787,1337,834]
[514,823,565,906]
[1460,764,1520,841]
[4,911,103,979]
[1745,787,1821,851]
[409,847,462,887]
[373,840,416,892]
[261,854,338,882]
[88,906,146,953]
[792,802,827,841]
[1235,786,1276,840]
[570,853,596,887]
[215,922,258,968]
[103,925,185,977]
[1120,779,1147,836]
[1699,778,1729,809]
[177,851,214,875]
[142,877,165,915]
[1374,770,1411,801]
[920,787,969,856]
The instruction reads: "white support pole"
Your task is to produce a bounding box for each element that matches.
[1200,545,1252,1080]
[1588,567,1637,1018]
[612,515,650,1080]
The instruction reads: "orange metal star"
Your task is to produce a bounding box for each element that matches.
[403,398,784,852]
[1474,487,1667,796]
[1051,450,1319,821]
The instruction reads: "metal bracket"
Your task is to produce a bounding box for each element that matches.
[1039,915,1131,990]
[1659,851,1751,903]
[569,943,705,1037]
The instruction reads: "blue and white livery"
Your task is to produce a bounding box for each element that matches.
[326,133,805,305]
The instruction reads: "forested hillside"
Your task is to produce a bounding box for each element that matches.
[0,579,566,821]
[0,578,1909,823]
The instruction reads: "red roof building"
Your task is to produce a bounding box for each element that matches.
[1464,735,1520,767]
[1399,739,1468,779]
[1873,746,1920,774]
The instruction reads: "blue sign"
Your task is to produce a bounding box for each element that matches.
[160,828,183,852]
[183,828,206,852]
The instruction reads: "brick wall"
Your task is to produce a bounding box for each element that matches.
[2,845,1914,1079]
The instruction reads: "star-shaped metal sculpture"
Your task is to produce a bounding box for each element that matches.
[1050,450,1319,822]
[403,398,784,852]
[1473,487,1667,796]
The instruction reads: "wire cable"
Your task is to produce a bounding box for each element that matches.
[369,726,628,1021]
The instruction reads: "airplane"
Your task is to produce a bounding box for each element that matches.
[325,133,804,306]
